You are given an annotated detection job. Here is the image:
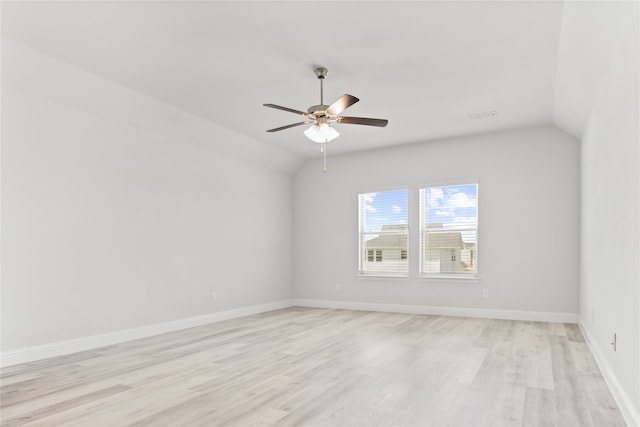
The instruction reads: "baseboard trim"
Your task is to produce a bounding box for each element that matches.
[578,317,640,427]
[1,299,294,368]
[293,298,578,323]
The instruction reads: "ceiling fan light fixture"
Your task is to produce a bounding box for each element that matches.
[304,123,340,143]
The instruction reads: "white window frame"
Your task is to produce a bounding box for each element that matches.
[358,188,409,277]
[419,181,479,280]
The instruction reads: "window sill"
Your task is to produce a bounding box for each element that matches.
[418,274,480,283]
[357,273,410,280]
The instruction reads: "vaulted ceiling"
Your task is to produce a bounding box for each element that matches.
[1,1,630,162]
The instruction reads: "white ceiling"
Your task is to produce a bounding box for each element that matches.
[2,1,569,160]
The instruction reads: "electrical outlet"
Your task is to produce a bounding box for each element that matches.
[335,283,342,292]
[482,288,489,298]
[211,292,217,303]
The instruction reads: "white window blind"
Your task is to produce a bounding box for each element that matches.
[358,189,409,276]
[419,183,478,277]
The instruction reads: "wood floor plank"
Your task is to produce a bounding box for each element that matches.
[1,385,131,427]
[564,323,586,343]
[522,386,557,427]
[0,308,625,426]
[549,335,594,426]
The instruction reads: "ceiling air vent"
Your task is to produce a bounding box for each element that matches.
[467,110,497,120]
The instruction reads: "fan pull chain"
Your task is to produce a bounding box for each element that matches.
[321,141,327,173]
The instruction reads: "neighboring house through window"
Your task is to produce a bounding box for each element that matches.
[358,189,409,276]
[419,183,478,277]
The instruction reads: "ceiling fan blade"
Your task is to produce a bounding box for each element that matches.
[326,94,359,116]
[266,121,312,132]
[263,103,309,117]
[336,116,389,127]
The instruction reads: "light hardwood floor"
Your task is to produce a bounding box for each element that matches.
[1,307,625,426]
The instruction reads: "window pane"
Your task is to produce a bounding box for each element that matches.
[420,183,478,276]
[359,189,409,275]
[422,231,477,273]
[359,189,409,232]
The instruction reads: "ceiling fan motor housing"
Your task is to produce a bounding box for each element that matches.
[314,67,328,79]
[307,105,331,117]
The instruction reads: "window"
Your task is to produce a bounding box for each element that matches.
[419,183,478,277]
[367,249,383,262]
[359,189,408,276]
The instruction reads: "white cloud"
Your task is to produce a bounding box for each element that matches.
[435,209,453,216]
[392,205,402,213]
[452,216,477,227]
[428,188,444,207]
[362,193,376,213]
[447,192,476,208]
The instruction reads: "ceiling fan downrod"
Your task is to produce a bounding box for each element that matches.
[314,67,328,106]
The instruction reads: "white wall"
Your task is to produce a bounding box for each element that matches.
[293,126,579,319]
[552,1,637,140]
[576,2,639,422]
[1,42,295,352]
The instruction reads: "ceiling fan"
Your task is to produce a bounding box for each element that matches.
[263,67,388,172]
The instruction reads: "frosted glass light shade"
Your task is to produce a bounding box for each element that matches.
[304,123,340,143]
